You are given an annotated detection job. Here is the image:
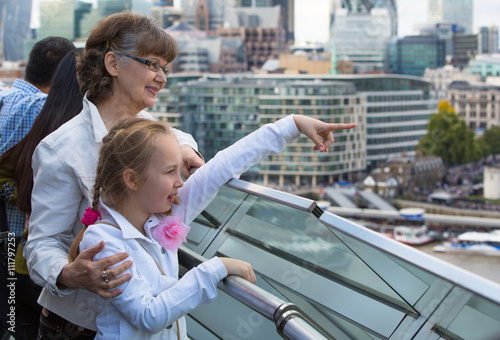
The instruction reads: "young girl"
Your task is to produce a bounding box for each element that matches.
[69,114,355,339]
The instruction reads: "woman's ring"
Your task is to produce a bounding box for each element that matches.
[102,270,109,283]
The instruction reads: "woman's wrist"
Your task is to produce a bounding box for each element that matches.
[56,263,73,290]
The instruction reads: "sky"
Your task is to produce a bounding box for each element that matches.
[32,0,500,43]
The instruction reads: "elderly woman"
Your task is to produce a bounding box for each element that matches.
[25,11,204,338]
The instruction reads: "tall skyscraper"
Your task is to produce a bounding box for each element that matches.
[0,0,32,61]
[479,26,490,54]
[331,7,392,73]
[490,26,499,54]
[329,0,397,74]
[330,0,397,37]
[428,0,473,34]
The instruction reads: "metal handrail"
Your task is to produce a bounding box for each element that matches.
[178,246,334,340]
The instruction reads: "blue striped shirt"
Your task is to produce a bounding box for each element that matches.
[0,79,47,154]
[0,79,47,236]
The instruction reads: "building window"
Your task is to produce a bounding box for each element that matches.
[198,15,206,31]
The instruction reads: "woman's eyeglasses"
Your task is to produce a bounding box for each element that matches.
[124,54,170,77]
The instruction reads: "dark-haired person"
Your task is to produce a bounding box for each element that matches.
[0,49,83,339]
[25,11,204,338]
[0,36,75,236]
[0,36,75,339]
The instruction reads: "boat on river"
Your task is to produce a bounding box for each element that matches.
[433,230,500,256]
[393,225,434,245]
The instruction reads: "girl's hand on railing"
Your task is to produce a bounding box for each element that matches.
[293,114,356,152]
[219,257,257,283]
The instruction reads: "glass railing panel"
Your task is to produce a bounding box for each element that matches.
[199,185,249,226]
[187,275,285,340]
[432,287,500,339]
[188,181,500,339]
[226,195,411,310]
[186,186,248,251]
[217,236,406,337]
[260,277,385,340]
[328,225,435,307]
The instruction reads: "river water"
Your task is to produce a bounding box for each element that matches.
[415,242,500,285]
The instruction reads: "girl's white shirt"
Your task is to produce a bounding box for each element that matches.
[81,202,227,340]
[25,95,199,331]
[81,113,300,338]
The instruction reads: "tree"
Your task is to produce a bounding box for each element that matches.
[416,101,476,165]
[476,125,500,157]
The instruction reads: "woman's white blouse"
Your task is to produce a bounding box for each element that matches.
[25,95,199,331]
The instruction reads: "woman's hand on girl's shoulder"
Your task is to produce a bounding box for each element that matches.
[292,115,356,152]
[59,241,133,298]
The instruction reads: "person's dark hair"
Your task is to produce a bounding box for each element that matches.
[8,49,84,213]
[77,10,178,104]
[25,36,76,88]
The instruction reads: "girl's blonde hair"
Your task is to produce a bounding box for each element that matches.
[77,10,178,104]
[68,118,177,261]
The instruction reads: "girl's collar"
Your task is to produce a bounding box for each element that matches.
[98,200,160,243]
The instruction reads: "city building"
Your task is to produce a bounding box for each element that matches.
[276,52,331,74]
[423,65,480,100]
[39,0,91,41]
[151,5,183,29]
[183,1,287,70]
[182,0,228,34]
[237,0,294,42]
[415,22,465,58]
[330,8,392,74]
[479,26,491,54]
[388,153,444,193]
[452,33,478,68]
[479,26,499,55]
[491,26,500,54]
[152,73,435,178]
[154,74,367,186]
[217,6,287,70]
[466,54,500,79]
[0,0,32,61]
[348,75,437,170]
[392,35,446,77]
[38,0,153,41]
[448,80,500,131]
[428,0,473,34]
[167,22,247,73]
[330,0,398,37]
[362,167,399,198]
[484,164,500,199]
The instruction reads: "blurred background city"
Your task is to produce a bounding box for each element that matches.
[1,0,500,283]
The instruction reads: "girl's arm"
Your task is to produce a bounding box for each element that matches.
[176,115,356,224]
